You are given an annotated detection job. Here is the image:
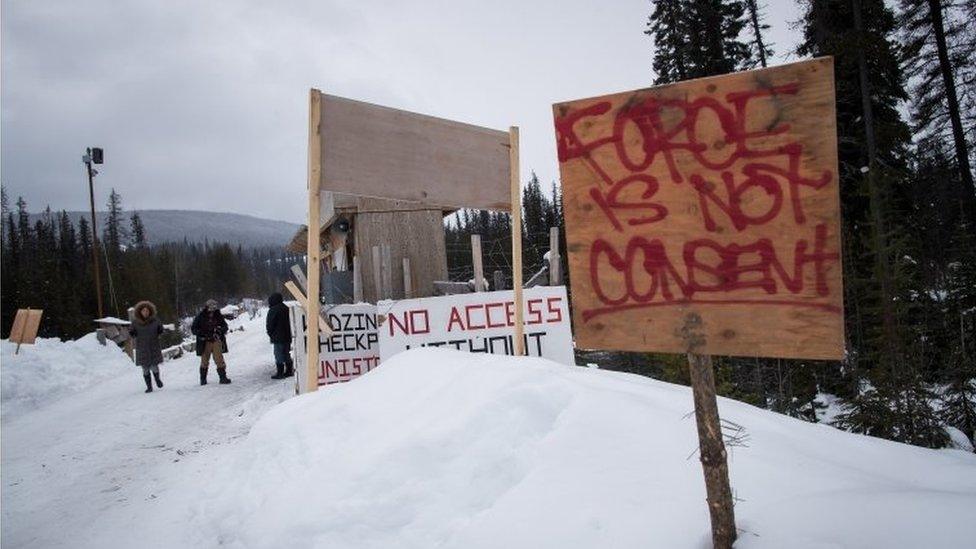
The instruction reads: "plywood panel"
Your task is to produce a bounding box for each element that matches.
[553,58,844,360]
[353,197,448,303]
[318,93,511,211]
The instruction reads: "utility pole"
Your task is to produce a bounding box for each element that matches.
[84,147,105,318]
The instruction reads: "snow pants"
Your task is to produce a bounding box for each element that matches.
[200,341,227,369]
[141,364,160,375]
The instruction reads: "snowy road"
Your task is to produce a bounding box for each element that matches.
[2,313,294,548]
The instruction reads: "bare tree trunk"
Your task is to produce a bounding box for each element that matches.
[926,0,976,221]
[745,0,769,67]
[852,0,899,362]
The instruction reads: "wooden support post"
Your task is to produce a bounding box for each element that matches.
[548,226,561,286]
[306,89,323,394]
[381,244,393,300]
[353,256,363,303]
[14,308,30,355]
[371,245,382,302]
[290,264,309,294]
[125,307,135,361]
[402,257,412,299]
[509,126,525,356]
[471,234,485,292]
[493,270,505,292]
[681,313,736,549]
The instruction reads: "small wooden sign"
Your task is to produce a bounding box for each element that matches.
[317,92,512,211]
[10,308,43,353]
[553,58,844,360]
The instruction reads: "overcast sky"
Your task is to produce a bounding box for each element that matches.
[2,0,802,223]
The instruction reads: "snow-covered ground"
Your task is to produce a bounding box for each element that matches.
[3,314,976,548]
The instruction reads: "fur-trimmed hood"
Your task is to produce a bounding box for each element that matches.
[133,301,158,325]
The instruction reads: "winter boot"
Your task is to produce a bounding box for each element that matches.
[200,367,208,386]
[143,374,153,393]
[153,372,164,389]
[218,368,232,384]
[272,363,286,380]
[284,361,294,378]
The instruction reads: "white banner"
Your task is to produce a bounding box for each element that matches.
[378,286,575,365]
[289,302,380,392]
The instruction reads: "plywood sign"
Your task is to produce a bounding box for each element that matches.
[553,57,843,360]
[378,286,575,366]
[316,92,512,211]
[289,302,380,392]
[10,309,43,345]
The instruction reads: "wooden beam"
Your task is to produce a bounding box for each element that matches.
[493,270,505,291]
[353,255,363,302]
[290,264,309,294]
[381,244,393,299]
[402,257,413,299]
[371,246,382,301]
[548,226,561,286]
[284,280,334,336]
[306,88,323,394]
[471,234,485,292]
[509,126,525,356]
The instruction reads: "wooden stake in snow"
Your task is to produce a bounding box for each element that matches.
[471,234,485,292]
[681,313,736,549]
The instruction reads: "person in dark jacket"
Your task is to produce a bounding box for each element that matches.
[129,301,165,393]
[266,293,294,379]
[191,299,231,385]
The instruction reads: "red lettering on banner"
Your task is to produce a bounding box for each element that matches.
[447,307,464,331]
[388,309,431,336]
[485,302,506,328]
[465,304,486,330]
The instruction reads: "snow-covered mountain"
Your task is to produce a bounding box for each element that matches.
[2,319,975,548]
[28,209,300,248]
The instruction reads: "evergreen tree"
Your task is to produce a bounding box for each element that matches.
[899,0,976,221]
[130,212,147,248]
[647,0,753,83]
[742,0,773,67]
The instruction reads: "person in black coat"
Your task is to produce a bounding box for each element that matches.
[266,292,294,379]
[191,299,231,385]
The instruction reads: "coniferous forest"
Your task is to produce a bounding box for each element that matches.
[0,188,303,340]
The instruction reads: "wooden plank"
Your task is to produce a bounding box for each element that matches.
[371,246,382,302]
[493,270,505,291]
[548,226,561,285]
[381,244,393,299]
[433,281,473,295]
[318,92,512,211]
[284,280,334,336]
[471,234,485,292]
[509,126,525,355]
[402,258,413,299]
[306,89,323,393]
[553,57,844,360]
[353,255,363,302]
[290,264,309,294]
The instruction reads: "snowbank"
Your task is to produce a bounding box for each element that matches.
[1,333,132,417]
[203,349,976,549]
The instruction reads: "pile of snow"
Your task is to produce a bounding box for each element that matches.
[201,349,976,548]
[1,333,132,417]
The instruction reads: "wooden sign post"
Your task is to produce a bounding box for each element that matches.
[553,58,844,548]
[10,308,43,354]
[509,126,525,355]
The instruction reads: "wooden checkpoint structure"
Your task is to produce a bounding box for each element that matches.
[302,89,525,393]
[553,58,843,548]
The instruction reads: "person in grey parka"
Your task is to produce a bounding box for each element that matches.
[129,300,165,393]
